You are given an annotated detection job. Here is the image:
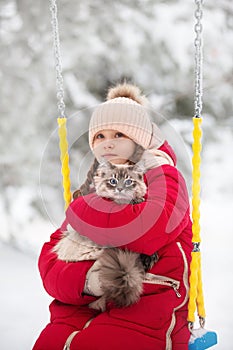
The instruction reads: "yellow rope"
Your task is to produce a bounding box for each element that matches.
[188,117,206,324]
[57,117,72,210]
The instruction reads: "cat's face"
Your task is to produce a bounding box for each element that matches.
[93,161,147,204]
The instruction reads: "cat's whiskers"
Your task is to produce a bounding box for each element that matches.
[93,160,147,205]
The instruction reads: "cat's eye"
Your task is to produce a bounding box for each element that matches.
[124,178,133,186]
[109,178,118,186]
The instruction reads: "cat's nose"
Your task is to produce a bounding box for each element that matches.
[117,188,123,192]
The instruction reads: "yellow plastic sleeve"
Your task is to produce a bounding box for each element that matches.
[188,117,206,324]
[197,253,206,319]
[191,117,202,243]
[57,117,72,210]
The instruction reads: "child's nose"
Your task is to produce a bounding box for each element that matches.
[104,141,114,149]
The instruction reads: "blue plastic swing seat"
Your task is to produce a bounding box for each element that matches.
[188,328,218,350]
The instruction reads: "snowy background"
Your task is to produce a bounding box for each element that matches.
[0,0,232,349]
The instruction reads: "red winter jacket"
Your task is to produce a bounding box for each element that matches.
[33,142,193,350]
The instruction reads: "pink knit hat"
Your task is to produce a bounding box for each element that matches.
[89,84,162,150]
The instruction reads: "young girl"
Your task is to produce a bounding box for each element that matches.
[33,83,193,350]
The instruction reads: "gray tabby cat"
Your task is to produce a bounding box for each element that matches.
[93,160,147,204]
[54,160,158,311]
[93,160,158,271]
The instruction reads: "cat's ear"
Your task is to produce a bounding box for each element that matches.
[98,157,113,169]
[133,160,146,174]
[98,157,107,167]
[94,158,107,176]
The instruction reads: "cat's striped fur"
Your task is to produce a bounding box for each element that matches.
[93,160,146,204]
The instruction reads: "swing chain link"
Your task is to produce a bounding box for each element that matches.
[192,242,200,252]
[188,321,194,332]
[199,316,205,328]
[194,0,203,118]
[50,0,66,118]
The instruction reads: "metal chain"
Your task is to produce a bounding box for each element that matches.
[194,0,203,118]
[49,0,203,120]
[50,0,66,118]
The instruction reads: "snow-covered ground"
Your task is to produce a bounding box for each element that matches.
[0,241,52,350]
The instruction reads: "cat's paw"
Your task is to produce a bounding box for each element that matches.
[130,198,145,204]
[140,252,159,271]
[89,296,106,312]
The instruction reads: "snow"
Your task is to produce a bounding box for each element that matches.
[189,328,209,345]
[0,242,52,350]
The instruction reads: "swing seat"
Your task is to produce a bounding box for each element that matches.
[188,328,217,350]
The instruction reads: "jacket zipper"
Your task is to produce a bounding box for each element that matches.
[143,273,182,298]
[63,317,95,350]
[165,242,190,350]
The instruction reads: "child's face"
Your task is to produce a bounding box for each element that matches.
[93,129,136,164]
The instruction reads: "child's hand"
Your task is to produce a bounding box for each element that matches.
[140,149,173,170]
[140,150,159,170]
[84,260,103,297]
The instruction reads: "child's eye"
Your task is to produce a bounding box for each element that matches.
[95,133,104,139]
[109,178,118,186]
[115,132,125,138]
[124,179,133,186]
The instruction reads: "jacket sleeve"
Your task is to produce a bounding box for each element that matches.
[66,165,191,255]
[38,225,96,305]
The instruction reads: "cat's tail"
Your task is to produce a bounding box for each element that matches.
[99,248,145,308]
